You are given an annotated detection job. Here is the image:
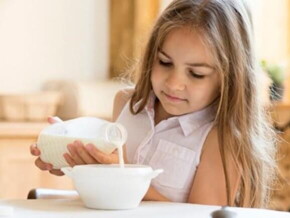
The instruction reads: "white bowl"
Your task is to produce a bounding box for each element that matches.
[61,164,163,210]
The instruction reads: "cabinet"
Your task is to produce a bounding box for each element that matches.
[270,103,290,211]
[0,122,73,199]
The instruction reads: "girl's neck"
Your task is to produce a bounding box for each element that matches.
[154,99,173,125]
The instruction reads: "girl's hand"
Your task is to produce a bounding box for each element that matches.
[30,116,64,176]
[64,141,120,167]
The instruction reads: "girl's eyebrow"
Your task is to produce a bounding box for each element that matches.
[159,50,171,59]
[158,49,172,59]
[159,50,215,69]
[186,62,215,69]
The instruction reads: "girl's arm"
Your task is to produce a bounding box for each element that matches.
[143,186,170,201]
[112,88,133,121]
[187,127,241,206]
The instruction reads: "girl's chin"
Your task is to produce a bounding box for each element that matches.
[161,105,187,117]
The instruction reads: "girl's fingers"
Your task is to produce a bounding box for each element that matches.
[74,141,98,164]
[35,157,53,171]
[47,116,63,124]
[85,144,118,164]
[67,142,85,165]
[49,169,64,176]
[64,153,76,167]
[30,143,40,156]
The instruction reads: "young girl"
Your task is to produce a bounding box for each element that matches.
[31,0,277,208]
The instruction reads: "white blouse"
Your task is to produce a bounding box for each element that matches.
[117,93,216,202]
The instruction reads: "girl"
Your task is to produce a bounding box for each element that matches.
[31,0,277,208]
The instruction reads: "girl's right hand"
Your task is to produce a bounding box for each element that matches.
[30,116,64,176]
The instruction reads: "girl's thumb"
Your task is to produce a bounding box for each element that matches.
[47,116,63,124]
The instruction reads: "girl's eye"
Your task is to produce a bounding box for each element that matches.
[189,70,205,79]
[159,59,172,67]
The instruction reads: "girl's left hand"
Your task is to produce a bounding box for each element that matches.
[64,140,120,167]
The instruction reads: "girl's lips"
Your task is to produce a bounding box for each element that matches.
[163,92,186,102]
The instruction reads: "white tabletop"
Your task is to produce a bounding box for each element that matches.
[0,199,289,218]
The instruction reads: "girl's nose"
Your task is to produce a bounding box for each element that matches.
[165,72,186,91]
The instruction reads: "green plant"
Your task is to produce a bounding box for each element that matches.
[260,60,285,85]
[260,60,286,101]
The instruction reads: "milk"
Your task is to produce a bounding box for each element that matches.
[104,123,126,168]
[37,117,127,169]
[112,140,125,168]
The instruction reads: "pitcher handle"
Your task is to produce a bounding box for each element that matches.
[148,169,163,180]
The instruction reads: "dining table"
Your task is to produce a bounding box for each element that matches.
[0,199,289,218]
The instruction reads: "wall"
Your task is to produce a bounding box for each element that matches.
[251,0,290,102]
[0,0,109,93]
[252,0,289,63]
[159,0,172,13]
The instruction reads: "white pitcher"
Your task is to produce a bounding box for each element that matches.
[37,117,127,169]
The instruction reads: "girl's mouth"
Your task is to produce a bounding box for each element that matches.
[163,91,186,102]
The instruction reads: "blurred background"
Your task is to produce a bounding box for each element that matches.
[0,0,289,211]
[0,0,289,120]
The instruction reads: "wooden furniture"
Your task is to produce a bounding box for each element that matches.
[270,102,290,211]
[272,102,290,131]
[0,199,289,218]
[0,91,61,122]
[109,0,160,78]
[0,122,73,199]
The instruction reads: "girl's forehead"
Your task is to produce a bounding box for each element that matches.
[160,27,215,66]
[162,26,207,49]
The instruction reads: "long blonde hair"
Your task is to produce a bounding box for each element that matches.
[130,0,277,208]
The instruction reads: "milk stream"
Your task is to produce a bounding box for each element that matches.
[106,123,126,169]
[111,139,125,168]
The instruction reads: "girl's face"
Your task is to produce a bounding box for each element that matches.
[151,27,221,118]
